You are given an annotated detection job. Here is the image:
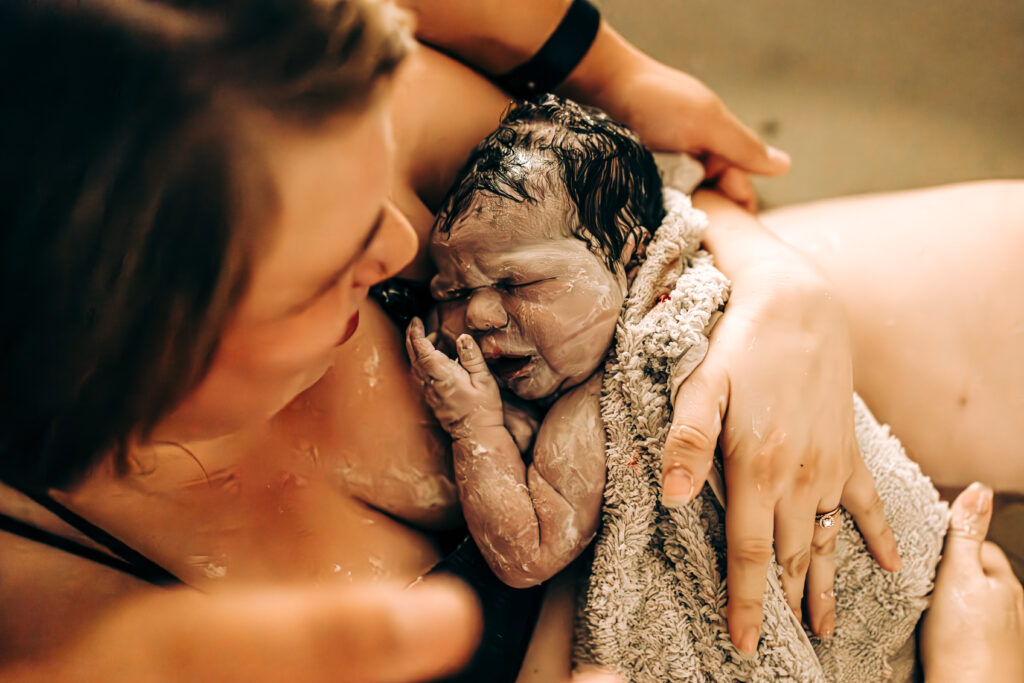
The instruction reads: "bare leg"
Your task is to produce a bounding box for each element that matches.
[761,180,1024,493]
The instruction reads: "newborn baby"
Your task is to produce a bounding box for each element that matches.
[405,95,663,587]
[408,95,946,682]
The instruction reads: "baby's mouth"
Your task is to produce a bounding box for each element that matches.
[485,354,533,380]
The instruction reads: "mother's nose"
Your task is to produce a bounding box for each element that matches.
[465,288,508,331]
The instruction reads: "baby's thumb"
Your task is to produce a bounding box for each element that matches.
[662,359,727,508]
[941,482,994,577]
[456,334,489,376]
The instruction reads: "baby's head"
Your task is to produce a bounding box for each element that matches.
[430,95,663,400]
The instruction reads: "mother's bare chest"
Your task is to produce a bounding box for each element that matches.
[288,300,460,530]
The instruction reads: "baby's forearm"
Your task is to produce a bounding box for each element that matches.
[453,380,605,587]
[452,428,579,588]
[405,321,604,586]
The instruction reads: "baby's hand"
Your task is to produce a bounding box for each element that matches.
[405,317,504,439]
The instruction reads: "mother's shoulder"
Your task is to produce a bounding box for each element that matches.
[390,44,511,212]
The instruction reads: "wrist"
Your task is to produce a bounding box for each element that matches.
[493,0,602,99]
[401,0,572,76]
[695,191,827,285]
[448,412,506,442]
[557,21,650,111]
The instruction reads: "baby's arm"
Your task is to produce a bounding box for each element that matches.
[405,319,605,588]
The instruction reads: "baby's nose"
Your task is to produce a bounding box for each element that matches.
[465,288,508,331]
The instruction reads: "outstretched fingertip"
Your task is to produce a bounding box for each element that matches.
[950,481,993,538]
[455,334,477,357]
[941,482,994,576]
[766,146,791,171]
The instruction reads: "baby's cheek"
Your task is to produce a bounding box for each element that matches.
[552,307,619,371]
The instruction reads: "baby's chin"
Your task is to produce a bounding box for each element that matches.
[502,362,596,402]
[502,367,562,402]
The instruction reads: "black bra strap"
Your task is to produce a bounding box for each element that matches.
[0,490,184,587]
[0,511,164,582]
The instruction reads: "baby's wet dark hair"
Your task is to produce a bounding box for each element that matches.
[435,94,664,272]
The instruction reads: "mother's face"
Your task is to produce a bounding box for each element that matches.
[154,100,417,442]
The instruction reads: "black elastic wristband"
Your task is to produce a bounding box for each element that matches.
[493,0,601,99]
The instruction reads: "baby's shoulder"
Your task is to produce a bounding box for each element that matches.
[538,373,603,435]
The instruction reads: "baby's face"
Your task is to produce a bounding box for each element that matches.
[430,189,626,401]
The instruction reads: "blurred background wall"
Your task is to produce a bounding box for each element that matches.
[598,0,1024,207]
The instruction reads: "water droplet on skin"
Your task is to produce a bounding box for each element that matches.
[203,563,227,579]
[362,346,381,389]
[187,555,228,580]
[278,470,309,489]
[295,440,319,464]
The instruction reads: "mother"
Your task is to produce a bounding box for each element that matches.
[0,0,1020,681]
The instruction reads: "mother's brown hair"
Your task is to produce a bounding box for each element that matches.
[0,0,410,490]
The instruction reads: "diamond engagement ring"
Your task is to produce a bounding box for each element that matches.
[815,504,842,529]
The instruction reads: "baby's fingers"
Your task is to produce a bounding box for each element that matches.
[456,334,491,381]
[405,317,436,362]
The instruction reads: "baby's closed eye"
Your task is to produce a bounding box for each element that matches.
[502,277,550,288]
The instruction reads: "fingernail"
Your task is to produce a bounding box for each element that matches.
[951,482,993,539]
[975,485,992,515]
[662,467,694,508]
[767,145,791,166]
[737,627,760,655]
[819,611,835,640]
[891,552,903,572]
[457,335,472,351]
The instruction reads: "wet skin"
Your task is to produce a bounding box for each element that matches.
[3,40,1019,680]
[407,165,630,587]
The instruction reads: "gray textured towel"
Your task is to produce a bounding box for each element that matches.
[574,186,949,682]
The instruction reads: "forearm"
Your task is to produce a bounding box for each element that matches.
[695,191,792,275]
[452,426,583,588]
[397,0,650,101]
[396,0,571,74]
